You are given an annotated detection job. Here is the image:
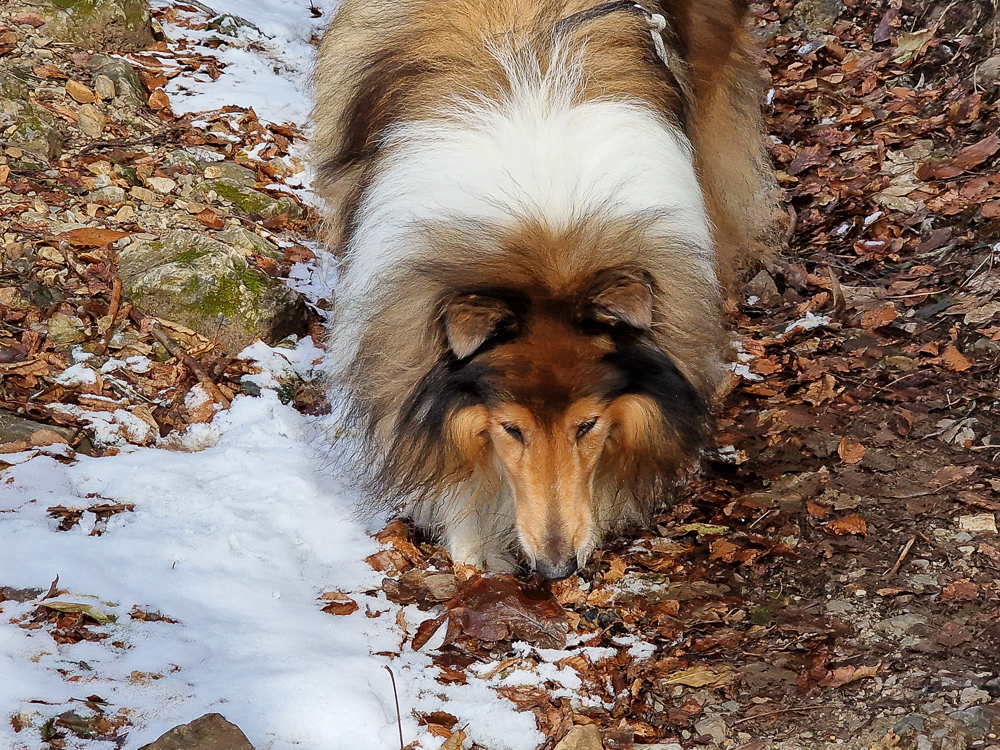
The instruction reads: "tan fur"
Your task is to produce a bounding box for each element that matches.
[312,0,779,273]
[313,0,779,574]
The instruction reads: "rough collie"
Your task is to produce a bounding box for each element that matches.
[312,0,778,579]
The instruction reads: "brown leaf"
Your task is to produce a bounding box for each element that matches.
[416,574,569,650]
[824,513,868,536]
[66,80,96,104]
[806,501,830,519]
[196,208,225,229]
[55,228,130,247]
[941,579,977,601]
[820,664,879,688]
[983,201,1000,219]
[939,345,972,372]
[860,302,898,329]
[148,89,171,111]
[661,665,735,688]
[918,135,1000,180]
[320,592,359,616]
[935,622,973,647]
[837,437,866,465]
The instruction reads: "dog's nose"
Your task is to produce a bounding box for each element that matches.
[534,555,578,581]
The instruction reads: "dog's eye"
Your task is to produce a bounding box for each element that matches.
[576,418,598,440]
[503,424,524,443]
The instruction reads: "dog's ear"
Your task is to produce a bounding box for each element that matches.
[584,270,654,330]
[443,294,515,358]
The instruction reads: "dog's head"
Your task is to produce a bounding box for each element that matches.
[408,269,710,579]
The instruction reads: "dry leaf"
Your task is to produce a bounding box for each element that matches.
[820,664,879,688]
[939,345,972,372]
[661,665,735,688]
[197,208,225,229]
[837,437,866,465]
[860,302,898,329]
[55,228,130,247]
[66,79,96,103]
[824,513,868,536]
[148,89,171,110]
[320,592,359,616]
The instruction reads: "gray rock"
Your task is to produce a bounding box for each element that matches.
[36,0,155,53]
[200,161,258,185]
[138,713,255,750]
[743,269,779,302]
[205,14,261,39]
[786,0,844,34]
[217,226,281,259]
[894,714,925,734]
[89,186,128,204]
[553,725,603,750]
[0,410,76,445]
[119,230,309,353]
[87,55,146,104]
[694,715,729,744]
[196,178,304,220]
[8,112,62,160]
[977,55,1000,86]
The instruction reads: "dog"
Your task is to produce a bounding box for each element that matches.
[312,0,778,579]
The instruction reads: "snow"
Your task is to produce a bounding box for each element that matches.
[0,2,546,749]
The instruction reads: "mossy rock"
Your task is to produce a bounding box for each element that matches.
[87,55,146,103]
[37,0,155,52]
[119,230,308,353]
[217,226,281,259]
[9,114,63,160]
[195,178,304,220]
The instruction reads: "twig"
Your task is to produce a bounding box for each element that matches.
[129,310,232,408]
[883,535,916,579]
[384,666,404,750]
[95,277,123,355]
[731,704,834,726]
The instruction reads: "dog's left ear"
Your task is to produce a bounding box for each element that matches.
[442,294,515,358]
[584,270,654,330]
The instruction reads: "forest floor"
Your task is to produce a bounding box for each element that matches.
[2,0,1000,749]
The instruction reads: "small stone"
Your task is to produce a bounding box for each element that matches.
[960,687,991,706]
[958,514,997,535]
[130,186,157,204]
[694,715,730,744]
[978,56,1000,86]
[0,411,76,445]
[77,103,106,138]
[94,74,116,100]
[66,79,96,104]
[743,269,779,301]
[114,204,137,221]
[145,176,177,194]
[90,186,128,204]
[553,725,603,750]
[138,713,255,750]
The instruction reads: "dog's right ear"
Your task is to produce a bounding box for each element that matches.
[442,294,515,358]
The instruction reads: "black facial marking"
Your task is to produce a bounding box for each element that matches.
[603,333,710,446]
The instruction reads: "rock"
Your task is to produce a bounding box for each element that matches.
[554,725,603,750]
[217,227,281,259]
[118,230,309,353]
[94,74,116,100]
[47,312,88,348]
[205,14,261,38]
[959,687,991,707]
[89,185,128,204]
[88,55,146,103]
[786,0,843,34]
[36,0,155,53]
[77,103,106,138]
[743,269,779,302]
[977,55,1000,86]
[145,176,177,194]
[694,715,730,744]
[8,113,62,161]
[201,161,258,184]
[0,410,76,445]
[138,713,255,750]
[196,178,303,220]
[130,186,157,204]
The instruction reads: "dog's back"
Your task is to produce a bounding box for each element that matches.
[312,0,780,573]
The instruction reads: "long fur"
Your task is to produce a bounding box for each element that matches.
[313,0,779,570]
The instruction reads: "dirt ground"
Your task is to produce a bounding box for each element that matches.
[2,0,1000,748]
